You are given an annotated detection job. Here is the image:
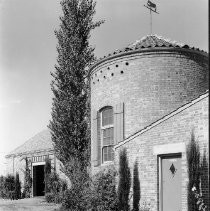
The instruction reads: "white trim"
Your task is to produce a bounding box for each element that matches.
[101,161,114,167]
[158,154,182,211]
[153,143,186,155]
[114,91,208,150]
[158,156,162,211]
[32,161,45,166]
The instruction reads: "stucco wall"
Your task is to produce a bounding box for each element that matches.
[6,156,25,188]
[6,151,57,191]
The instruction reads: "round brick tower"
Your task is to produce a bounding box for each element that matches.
[90,35,209,168]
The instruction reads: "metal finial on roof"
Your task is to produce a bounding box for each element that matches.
[144,0,159,35]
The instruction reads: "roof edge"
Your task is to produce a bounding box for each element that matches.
[5,148,54,158]
[89,47,208,75]
[114,91,209,150]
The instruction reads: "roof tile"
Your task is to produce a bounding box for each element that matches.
[95,35,207,63]
[6,129,53,157]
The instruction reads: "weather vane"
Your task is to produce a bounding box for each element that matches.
[144,0,159,34]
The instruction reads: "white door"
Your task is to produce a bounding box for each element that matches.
[161,155,181,211]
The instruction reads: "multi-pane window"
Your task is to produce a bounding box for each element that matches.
[102,108,113,126]
[101,107,114,162]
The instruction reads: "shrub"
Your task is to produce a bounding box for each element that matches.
[61,159,91,210]
[133,161,140,211]
[62,186,86,210]
[61,166,89,210]
[62,166,118,211]
[45,171,67,204]
[0,176,6,198]
[45,192,54,203]
[44,156,51,194]
[22,157,32,198]
[90,167,118,211]
[118,148,131,211]
[14,172,21,199]
[187,132,201,211]
[4,174,15,200]
[200,149,209,209]
[0,173,22,200]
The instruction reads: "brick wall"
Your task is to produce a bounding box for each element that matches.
[115,95,209,211]
[90,48,208,173]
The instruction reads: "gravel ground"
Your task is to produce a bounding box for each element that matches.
[0,197,61,211]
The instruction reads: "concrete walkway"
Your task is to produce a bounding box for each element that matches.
[0,196,61,211]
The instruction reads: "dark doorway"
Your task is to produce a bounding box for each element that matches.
[33,165,45,196]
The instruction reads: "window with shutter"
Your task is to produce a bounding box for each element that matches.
[101,107,114,163]
[92,104,124,166]
[114,102,124,144]
[92,110,100,166]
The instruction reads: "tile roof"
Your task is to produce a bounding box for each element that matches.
[97,34,207,62]
[6,129,53,157]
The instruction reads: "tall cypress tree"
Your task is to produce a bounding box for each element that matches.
[133,161,140,211]
[49,0,103,176]
[15,172,21,199]
[118,148,131,211]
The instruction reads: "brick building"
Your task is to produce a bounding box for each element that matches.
[5,129,65,197]
[89,35,209,211]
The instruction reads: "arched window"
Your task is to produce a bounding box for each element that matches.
[101,107,114,162]
[92,103,124,167]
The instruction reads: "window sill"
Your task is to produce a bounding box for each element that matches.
[101,161,114,167]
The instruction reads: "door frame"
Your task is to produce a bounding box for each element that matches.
[158,153,182,211]
[32,162,45,197]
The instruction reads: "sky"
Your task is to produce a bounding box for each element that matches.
[0,0,208,175]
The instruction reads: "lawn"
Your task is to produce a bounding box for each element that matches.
[0,196,61,211]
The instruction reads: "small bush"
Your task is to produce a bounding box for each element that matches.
[62,166,118,211]
[2,174,15,199]
[45,192,54,203]
[14,172,21,199]
[0,173,22,200]
[62,187,86,210]
[61,161,90,210]
[90,167,118,211]
[0,176,6,198]
[45,171,67,203]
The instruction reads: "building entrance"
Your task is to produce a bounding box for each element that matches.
[160,154,181,211]
[33,165,45,196]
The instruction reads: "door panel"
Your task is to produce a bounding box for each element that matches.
[161,155,181,211]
